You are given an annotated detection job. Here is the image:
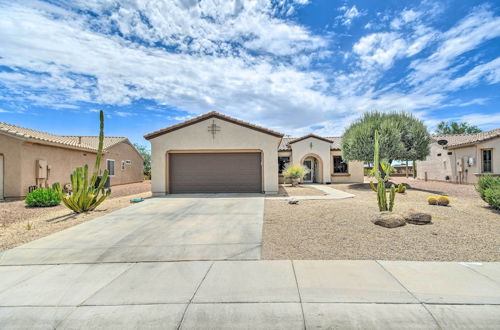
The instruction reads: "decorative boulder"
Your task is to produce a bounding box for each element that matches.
[371,212,406,228]
[403,209,432,225]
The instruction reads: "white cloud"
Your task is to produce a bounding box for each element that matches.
[337,5,365,26]
[353,33,407,69]
[409,5,500,86]
[390,9,422,29]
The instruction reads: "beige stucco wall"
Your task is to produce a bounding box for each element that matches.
[104,141,144,186]
[0,134,23,198]
[0,133,143,199]
[330,150,364,183]
[149,117,282,194]
[417,137,499,184]
[290,137,331,183]
[416,142,453,182]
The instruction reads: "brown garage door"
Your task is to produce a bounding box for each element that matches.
[169,152,262,193]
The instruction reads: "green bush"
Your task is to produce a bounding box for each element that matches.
[25,188,61,207]
[484,188,500,210]
[476,175,500,209]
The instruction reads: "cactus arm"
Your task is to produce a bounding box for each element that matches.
[369,181,377,192]
[90,110,105,187]
[389,184,396,211]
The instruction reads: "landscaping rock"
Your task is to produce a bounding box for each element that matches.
[288,199,299,205]
[371,212,406,228]
[403,209,432,225]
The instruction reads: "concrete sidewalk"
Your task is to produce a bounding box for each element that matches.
[1,260,499,329]
[269,184,355,201]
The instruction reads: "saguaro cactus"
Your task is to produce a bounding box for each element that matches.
[53,110,111,213]
[373,131,396,212]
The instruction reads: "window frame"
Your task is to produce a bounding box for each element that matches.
[278,156,290,174]
[107,159,115,176]
[333,155,348,174]
[482,149,493,173]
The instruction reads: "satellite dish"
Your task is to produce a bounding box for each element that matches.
[437,139,448,146]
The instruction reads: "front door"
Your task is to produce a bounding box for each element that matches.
[303,159,314,183]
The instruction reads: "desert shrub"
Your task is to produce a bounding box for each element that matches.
[396,183,406,193]
[283,164,309,180]
[476,175,500,202]
[484,188,500,210]
[427,196,438,205]
[25,188,61,207]
[437,195,450,206]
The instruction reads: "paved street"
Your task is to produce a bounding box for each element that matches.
[0,196,499,329]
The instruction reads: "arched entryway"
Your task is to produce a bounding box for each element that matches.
[300,153,323,183]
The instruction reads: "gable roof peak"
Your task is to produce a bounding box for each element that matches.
[288,134,334,144]
[144,110,284,139]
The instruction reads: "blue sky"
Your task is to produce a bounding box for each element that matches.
[0,0,499,146]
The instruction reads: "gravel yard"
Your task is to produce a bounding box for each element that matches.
[0,181,151,251]
[262,182,500,261]
[278,184,326,196]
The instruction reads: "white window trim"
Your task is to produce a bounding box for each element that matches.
[107,159,115,176]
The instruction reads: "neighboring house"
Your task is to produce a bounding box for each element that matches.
[144,111,363,195]
[0,123,143,200]
[417,128,500,184]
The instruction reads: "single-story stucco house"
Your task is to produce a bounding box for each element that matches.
[144,111,363,195]
[416,128,500,184]
[0,122,144,200]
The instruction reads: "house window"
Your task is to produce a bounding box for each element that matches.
[107,159,115,176]
[278,157,290,174]
[437,153,441,156]
[447,152,452,155]
[333,156,348,173]
[482,150,492,173]
[121,160,125,170]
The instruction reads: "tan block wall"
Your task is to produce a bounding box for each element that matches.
[1,133,143,199]
[149,118,282,194]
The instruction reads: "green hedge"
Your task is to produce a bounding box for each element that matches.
[476,175,500,210]
[25,188,61,207]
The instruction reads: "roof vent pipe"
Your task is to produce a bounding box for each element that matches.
[78,136,82,144]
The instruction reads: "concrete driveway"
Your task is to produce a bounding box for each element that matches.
[0,195,264,265]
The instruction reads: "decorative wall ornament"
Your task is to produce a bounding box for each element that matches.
[208,120,220,139]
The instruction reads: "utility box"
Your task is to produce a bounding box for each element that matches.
[36,159,48,179]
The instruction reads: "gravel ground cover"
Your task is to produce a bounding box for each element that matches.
[0,181,151,251]
[262,182,500,261]
[278,184,326,196]
[389,177,479,199]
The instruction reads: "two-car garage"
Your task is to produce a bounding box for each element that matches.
[168,152,262,193]
[145,111,283,195]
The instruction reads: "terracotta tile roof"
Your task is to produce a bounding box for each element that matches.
[144,110,284,139]
[432,128,500,149]
[0,122,127,152]
[279,136,342,151]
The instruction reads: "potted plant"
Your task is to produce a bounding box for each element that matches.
[283,164,309,187]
